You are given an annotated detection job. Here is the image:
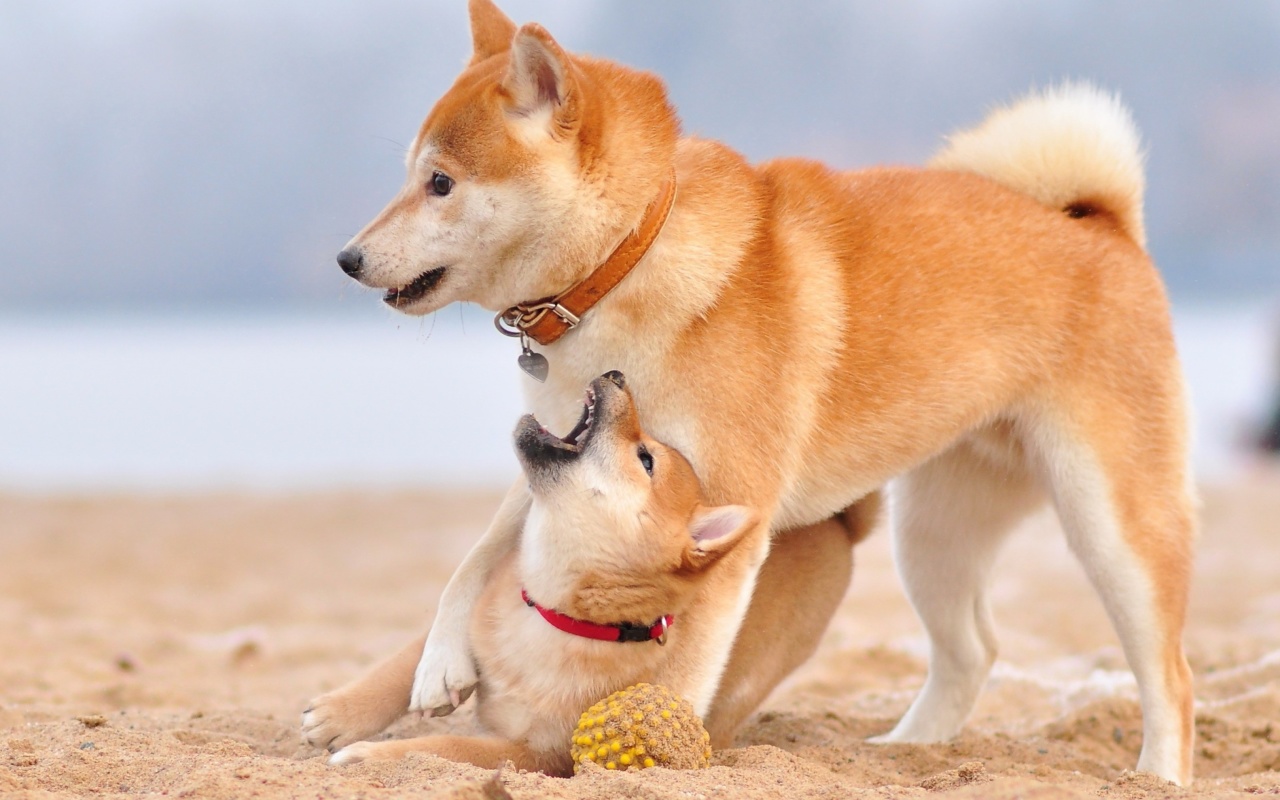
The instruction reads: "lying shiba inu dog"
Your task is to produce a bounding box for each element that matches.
[324,372,760,774]
[307,0,1196,783]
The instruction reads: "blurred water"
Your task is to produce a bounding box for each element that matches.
[0,311,525,491]
[1175,302,1277,477]
[0,303,1274,491]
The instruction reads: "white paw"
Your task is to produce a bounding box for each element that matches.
[867,717,957,745]
[328,741,376,766]
[408,641,477,717]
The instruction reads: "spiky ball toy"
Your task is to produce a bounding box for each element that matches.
[570,683,712,773]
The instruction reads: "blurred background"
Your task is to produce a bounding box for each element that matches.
[1,0,1278,491]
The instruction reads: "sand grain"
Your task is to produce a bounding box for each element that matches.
[1,476,1278,798]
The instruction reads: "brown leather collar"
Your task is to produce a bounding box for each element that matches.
[496,171,677,347]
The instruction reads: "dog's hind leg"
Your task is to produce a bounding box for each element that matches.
[1026,388,1196,785]
[330,733,561,775]
[872,431,1043,744]
[705,491,882,747]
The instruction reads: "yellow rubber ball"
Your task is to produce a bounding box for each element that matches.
[569,683,711,774]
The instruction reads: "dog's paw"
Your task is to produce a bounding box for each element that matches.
[866,725,950,745]
[301,690,397,753]
[408,642,477,717]
[327,740,380,766]
[300,694,354,753]
[866,709,963,745]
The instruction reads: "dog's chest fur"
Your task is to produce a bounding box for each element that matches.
[468,554,668,762]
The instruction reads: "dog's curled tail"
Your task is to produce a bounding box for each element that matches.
[930,83,1147,248]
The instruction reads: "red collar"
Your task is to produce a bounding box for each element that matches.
[521,588,671,645]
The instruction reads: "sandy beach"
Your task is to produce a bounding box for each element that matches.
[2,473,1278,798]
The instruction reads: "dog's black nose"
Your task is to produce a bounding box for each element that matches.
[337,247,364,277]
[602,370,626,389]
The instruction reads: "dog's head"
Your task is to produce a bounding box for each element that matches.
[513,371,758,627]
[338,0,679,316]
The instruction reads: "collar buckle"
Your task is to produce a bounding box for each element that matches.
[617,622,657,643]
[494,301,581,339]
[494,170,677,364]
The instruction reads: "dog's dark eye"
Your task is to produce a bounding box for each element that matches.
[429,171,454,197]
[638,446,654,477]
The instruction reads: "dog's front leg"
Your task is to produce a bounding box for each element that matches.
[410,478,531,716]
[302,631,427,752]
[303,481,531,747]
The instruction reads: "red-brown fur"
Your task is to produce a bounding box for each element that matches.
[306,0,1195,784]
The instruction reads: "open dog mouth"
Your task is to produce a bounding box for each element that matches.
[383,267,447,308]
[515,387,598,467]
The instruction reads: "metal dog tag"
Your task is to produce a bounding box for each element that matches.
[518,338,549,382]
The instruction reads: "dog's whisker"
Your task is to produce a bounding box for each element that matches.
[369,134,409,155]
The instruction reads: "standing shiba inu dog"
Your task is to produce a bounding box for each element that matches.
[306,0,1196,783]
[325,372,761,775]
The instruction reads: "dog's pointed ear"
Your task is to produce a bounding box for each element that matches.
[468,0,516,66]
[501,23,579,131]
[683,505,758,571]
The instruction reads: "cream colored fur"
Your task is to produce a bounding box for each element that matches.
[306,2,1196,784]
[931,83,1147,246]
[325,376,761,776]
